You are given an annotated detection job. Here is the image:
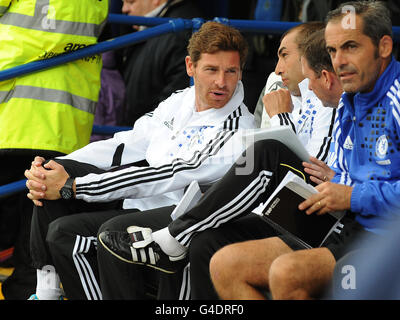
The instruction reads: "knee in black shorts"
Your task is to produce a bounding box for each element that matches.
[253,139,286,152]
[189,231,217,266]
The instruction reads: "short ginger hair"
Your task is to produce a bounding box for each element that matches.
[187,21,248,69]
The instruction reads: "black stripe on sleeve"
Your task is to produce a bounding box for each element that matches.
[315,108,336,161]
[111,143,125,167]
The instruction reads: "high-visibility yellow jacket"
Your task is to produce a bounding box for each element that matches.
[0,0,108,155]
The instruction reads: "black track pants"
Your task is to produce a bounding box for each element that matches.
[96,140,309,299]
[97,206,175,300]
[29,159,122,299]
[169,139,311,248]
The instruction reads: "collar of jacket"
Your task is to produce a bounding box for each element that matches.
[298,78,312,111]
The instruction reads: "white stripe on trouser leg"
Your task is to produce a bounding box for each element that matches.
[175,170,273,246]
[76,236,102,300]
[72,235,102,300]
[179,263,191,300]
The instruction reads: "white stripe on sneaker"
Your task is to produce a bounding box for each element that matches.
[149,247,156,265]
[139,248,147,263]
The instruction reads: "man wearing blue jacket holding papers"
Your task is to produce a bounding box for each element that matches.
[210,1,400,300]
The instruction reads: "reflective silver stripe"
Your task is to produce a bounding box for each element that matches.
[0,85,96,114]
[0,0,105,37]
[0,89,13,103]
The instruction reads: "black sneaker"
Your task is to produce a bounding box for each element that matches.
[98,227,184,274]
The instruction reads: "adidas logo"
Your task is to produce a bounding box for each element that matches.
[344,135,353,150]
[163,117,174,130]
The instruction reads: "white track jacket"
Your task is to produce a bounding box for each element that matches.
[61,81,255,211]
[261,76,336,161]
[270,79,336,161]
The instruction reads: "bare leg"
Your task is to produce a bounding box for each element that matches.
[209,237,292,300]
[269,247,336,300]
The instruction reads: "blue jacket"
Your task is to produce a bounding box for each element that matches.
[332,57,400,234]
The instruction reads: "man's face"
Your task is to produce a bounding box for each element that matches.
[122,0,157,17]
[275,30,305,96]
[186,51,242,111]
[325,17,383,93]
[301,57,336,108]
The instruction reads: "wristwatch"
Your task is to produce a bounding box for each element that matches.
[60,177,75,200]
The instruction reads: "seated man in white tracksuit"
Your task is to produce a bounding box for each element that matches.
[24,21,255,300]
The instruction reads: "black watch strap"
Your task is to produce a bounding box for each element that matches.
[60,177,75,200]
[64,177,74,189]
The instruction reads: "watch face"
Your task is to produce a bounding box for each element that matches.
[60,187,72,200]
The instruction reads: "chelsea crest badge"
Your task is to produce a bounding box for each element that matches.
[376,135,388,159]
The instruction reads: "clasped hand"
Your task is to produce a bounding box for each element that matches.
[24,156,69,206]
